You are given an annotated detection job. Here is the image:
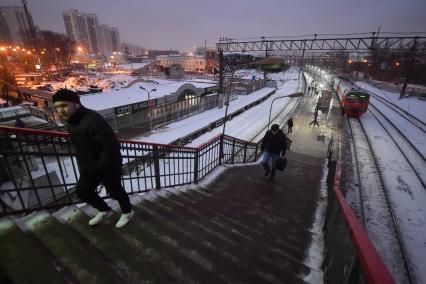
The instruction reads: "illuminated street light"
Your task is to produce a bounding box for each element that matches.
[139,86,157,130]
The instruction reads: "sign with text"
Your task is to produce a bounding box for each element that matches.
[114,99,157,115]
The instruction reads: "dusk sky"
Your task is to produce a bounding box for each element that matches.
[11,0,426,52]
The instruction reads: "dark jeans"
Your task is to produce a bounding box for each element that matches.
[262,150,280,176]
[76,172,131,213]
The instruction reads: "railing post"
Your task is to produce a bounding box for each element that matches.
[243,142,248,163]
[152,145,161,189]
[231,138,236,164]
[255,143,260,160]
[194,150,199,183]
[219,135,224,165]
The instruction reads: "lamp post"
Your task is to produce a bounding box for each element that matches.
[139,86,157,130]
[221,69,237,137]
[267,92,304,130]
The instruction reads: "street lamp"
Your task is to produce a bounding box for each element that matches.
[140,86,157,130]
[267,92,304,130]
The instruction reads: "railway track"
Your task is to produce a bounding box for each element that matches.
[369,92,426,134]
[348,118,414,284]
[367,103,426,188]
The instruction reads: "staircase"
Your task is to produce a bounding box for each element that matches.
[0,163,324,284]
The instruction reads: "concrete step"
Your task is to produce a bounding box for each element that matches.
[0,216,68,284]
[20,209,123,284]
[57,205,177,283]
[164,189,320,267]
[135,191,309,284]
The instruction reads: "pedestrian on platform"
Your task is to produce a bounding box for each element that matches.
[287,118,294,134]
[309,103,320,127]
[53,89,133,228]
[261,124,287,180]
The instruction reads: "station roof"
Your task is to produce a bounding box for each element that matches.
[80,79,216,111]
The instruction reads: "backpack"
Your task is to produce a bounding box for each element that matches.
[275,157,287,171]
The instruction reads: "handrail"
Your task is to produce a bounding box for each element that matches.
[0,125,259,151]
[0,125,261,215]
[327,161,395,284]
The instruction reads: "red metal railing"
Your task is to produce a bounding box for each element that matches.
[323,160,395,284]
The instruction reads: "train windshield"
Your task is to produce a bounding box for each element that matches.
[347,92,369,103]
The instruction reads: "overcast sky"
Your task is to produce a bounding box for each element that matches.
[7,0,426,52]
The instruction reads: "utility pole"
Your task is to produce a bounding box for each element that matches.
[218,50,224,108]
[298,40,306,78]
[400,37,418,99]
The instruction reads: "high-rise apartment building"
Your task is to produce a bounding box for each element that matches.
[63,9,91,52]
[0,4,33,46]
[63,9,120,55]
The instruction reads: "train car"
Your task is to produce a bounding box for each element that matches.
[304,65,370,117]
[332,76,370,117]
[260,57,287,72]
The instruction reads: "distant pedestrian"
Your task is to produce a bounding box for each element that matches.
[14,117,25,128]
[53,89,134,228]
[261,124,287,180]
[287,118,294,133]
[309,103,320,127]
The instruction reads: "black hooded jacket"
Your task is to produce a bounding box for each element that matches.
[261,129,287,155]
[67,106,122,174]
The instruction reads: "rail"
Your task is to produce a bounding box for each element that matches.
[0,126,260,215]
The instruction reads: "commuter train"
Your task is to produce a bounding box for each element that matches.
[304,66,370,117]
[260,57,287,72]
[331,76,370,117]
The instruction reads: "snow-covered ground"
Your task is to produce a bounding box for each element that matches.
[350,81,426,283]
[40,73,137,93]
[5,64,426,281]
[356,81,426,122]
[116,63,151,70]
[132,68,301,146]
[80,78,216,112]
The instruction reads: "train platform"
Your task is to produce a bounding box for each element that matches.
[0,86,348,283]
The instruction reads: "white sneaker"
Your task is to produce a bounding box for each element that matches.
[115,210,134,228]
[88,210,113,226]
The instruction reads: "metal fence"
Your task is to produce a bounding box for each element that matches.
[0,126,260,215]
[323,142,395,283]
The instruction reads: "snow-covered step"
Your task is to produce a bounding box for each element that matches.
[57,205,177,283]
[0,217,66,284]
[20,209,123,283]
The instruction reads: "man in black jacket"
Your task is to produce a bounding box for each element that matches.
[261,124,287,180]
[53,89,133,228]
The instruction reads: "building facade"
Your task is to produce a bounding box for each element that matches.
[63,9,91,52]
[122,42,145,56]
[98,24,121,54]
[63,9,120,55]
[0,5,33,46]
[156,54,206,74]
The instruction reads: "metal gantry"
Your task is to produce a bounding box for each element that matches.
[217,35,426,54]
[216,34,426,98]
